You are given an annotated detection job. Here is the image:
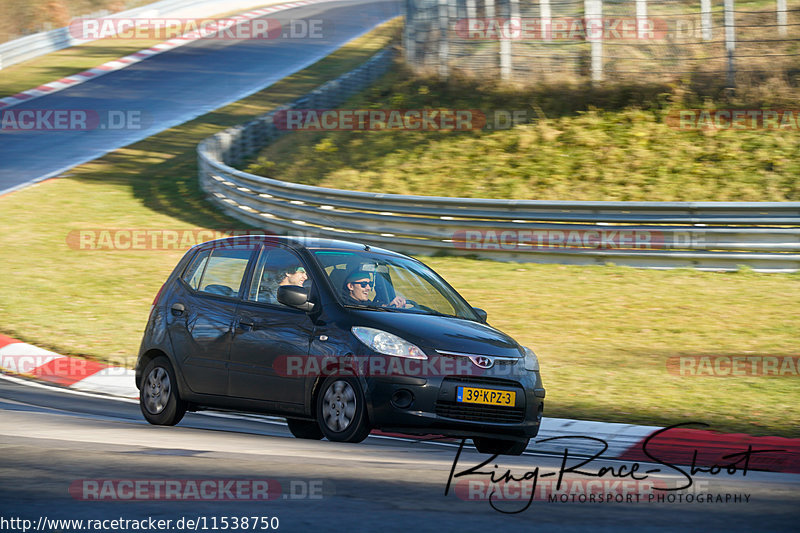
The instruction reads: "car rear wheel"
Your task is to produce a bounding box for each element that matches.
[140,356,187,426]
[316,377,370,443]
[287,418,324,440]
[473,437,529,456]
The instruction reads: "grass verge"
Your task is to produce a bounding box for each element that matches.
[0,37,165,98]
[0,18,798,437]
[246,63,800,201]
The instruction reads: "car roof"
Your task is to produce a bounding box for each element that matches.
[195,234,405,258]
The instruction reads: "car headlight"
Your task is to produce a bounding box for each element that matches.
[351,327,427,360]
[523,346,539,371]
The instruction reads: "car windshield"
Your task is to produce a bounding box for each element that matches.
[312,249,478,320]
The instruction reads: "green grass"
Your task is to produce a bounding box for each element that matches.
[246,65,800,201]
[0,18,798,438]
[0,38,166,98]
[0,0,154,44]
[424,259,800,437]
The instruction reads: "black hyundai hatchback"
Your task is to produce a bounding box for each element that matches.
[136,236,545,455]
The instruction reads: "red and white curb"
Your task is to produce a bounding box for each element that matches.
[1,332,798,473]
[537,418,800,474]
[0,0,337,110]
[0,334,137,398]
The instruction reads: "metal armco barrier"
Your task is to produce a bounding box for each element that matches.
[198,48,800,272]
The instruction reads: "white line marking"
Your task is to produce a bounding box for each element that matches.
[0,371,651,461]
[0,372,139,403]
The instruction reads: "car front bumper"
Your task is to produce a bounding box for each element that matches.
[363,372,545,441]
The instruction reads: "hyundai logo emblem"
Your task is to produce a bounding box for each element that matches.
[470,355,494,369]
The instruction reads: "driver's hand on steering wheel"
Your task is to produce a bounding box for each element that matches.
[388,294,406,308]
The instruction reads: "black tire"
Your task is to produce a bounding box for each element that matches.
[140,356,187,426]
[315,377,370,443]
[473,437,529,456]
[287,418,324,440]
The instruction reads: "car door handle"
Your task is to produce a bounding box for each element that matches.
[239,318,255,330]
[170,303,185,316]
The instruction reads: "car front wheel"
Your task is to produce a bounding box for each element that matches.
[140,356,187,426]
[316,377,370,443]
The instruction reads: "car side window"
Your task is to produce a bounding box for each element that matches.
[192,247,253,298]
[247,247,311,306]
[182,248,211,291]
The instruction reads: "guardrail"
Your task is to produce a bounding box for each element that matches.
[198,48,800,272]
[0,0,273,69]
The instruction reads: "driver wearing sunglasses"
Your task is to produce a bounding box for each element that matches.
[342,271,406,308]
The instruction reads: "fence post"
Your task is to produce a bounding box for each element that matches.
[701,0,712,40]
[540,0,551,41]
[724,0,735,87]
[636,0,647,40]
[500,0,518,80]
[777,0,787,36]
[405,0,416,64]
[438,0,449,78]
[585,0,603,82]
[484,0,495,75]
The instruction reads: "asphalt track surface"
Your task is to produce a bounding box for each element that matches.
[0,376,798,532]
[0,0,401,195]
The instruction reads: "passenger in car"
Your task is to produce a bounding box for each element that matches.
[279,265,307,288]
[259,265,307,304]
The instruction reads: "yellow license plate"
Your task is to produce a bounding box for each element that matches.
[457,387,515,406]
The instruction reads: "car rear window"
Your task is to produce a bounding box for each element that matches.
[183,248,210,290]
[183,246,253,298]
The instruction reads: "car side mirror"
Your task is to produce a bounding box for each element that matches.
[277,285,315,312]
[472,307,487,324]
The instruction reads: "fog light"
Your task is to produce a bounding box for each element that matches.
[391,389,414,409]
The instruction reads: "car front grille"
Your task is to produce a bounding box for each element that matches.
[435,401,526,424]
